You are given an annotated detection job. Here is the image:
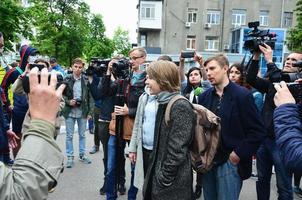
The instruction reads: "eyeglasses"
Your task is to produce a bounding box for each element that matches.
[130,55,144,60]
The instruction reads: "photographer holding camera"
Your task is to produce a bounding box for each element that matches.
[273,81,302,174]
[101,47,146,200]
[0,67,65,199]
[62,58,94,168]
[246,43,302,199]
[86,56,120,195]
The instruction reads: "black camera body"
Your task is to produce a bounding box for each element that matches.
[282,61,302,103]
[86,58,110,77]
[75,98,82,106]
[112,58,131,79]
[244,21,276,52]
[287,83,302,103]
[22,72,65,93]
[29,63,46,71]
[181,50,195,58]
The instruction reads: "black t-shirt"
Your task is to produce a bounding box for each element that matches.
[210,91,231,166]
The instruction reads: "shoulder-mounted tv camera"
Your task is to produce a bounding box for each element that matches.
[244,21,277,53]
[86,57,111,77]
[111,58,132,80]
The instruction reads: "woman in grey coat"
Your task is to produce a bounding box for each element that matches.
[142,60,195,200]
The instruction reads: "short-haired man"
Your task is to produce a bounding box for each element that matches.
[49,57,66,77]
[198,54,266,200]
[102,47,147,199]
[0,32,9,72]
[62,58,94,168]
[246,44,302,200]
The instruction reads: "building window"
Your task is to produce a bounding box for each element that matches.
[187,8,198,23]
[207,10,220,25]
[283,12,293,27]
[205,36,219,51]
[140,34,146,47]
[141,4,155,19]
[232,9,246,26]
[259,10,269,26]
[186,35,196,49]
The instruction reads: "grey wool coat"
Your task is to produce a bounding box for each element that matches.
[143,98,195,200]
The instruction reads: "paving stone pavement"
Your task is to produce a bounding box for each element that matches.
[48,124,301,200]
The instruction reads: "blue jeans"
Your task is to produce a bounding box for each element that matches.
[256,138,293,200]
[88,117,94,131]
[128,163,138,200]
[202,160,242,200]
[65,117,87,157]
[106,135,137,200]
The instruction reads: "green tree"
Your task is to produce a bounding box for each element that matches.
[28,0,91,66]
[0,0,31,50]
[84,14,114,61]
[112,26,132,56]
[287,0,302,52]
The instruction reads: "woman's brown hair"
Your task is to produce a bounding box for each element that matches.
[146,60,180,92]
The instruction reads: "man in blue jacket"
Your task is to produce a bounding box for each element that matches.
[88,73,114,195]
[198,54,266,200]
[273,81,302,173]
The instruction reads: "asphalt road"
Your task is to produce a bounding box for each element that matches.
[48,125,300,200]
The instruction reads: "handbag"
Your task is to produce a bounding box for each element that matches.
[109,113,134,141]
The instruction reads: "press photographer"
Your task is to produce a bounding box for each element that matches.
[273,81,302,173]
[86,56,119,195]
[13,58,65,140]
[99,47,146,199]
[61,58,94,168]
[245,21,300,199]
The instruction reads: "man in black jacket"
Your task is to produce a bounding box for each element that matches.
[199,54,266,200]
[246,44,302,200]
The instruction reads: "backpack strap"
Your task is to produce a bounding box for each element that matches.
[15,67,23,75]
[164,94,188,125]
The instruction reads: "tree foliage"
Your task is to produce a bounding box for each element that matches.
[287,0,302,52]
[0,0,31,50]
[84,14,114,61]
[28,0,91,66]
[112,26,132,56]
[1,0,132,66]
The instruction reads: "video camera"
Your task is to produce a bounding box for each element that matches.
[112,58,132,79]
[280,61,302,103]
[244,21,277,52]
[86,57,110,77]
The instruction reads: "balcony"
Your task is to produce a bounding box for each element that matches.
[138,1,162,30]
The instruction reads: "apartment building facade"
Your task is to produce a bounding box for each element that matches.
[137,0,297,55]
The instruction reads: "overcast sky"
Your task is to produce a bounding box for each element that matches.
[84,0,138,43]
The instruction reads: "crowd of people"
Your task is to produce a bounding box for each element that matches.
[0,29,302,200]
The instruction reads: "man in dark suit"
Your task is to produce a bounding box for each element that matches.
[198,54,266,200]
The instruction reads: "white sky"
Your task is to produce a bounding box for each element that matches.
[84,0,138,43]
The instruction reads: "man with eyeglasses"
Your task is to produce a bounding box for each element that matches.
[101,47,147,200]
[246,44,302,200]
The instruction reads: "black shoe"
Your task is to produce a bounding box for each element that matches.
[118,184,126,195]
[194,187,202,199]
[99,184,106,195]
